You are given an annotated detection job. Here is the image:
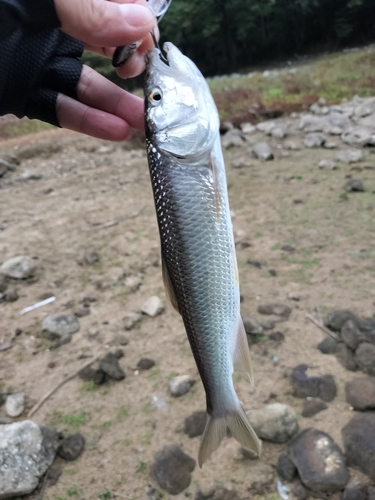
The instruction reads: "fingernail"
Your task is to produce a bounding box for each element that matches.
[121,4,155,27]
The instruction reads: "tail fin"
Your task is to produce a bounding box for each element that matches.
[198,405,261,467]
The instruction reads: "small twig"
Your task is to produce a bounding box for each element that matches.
[85,207,145,231]
[315,306,323,325]
[28,352,104,418]
[107,491,133,499]
[305,313,339,340]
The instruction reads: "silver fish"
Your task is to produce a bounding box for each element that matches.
[144,42,261,466]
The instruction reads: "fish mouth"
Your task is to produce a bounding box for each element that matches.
[146,33,170,67]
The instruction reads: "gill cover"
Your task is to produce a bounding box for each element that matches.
[145,43,219,158]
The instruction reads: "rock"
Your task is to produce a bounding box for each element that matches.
[354,99,375,118]
[242,316,264,335]
[291,364,337,402]
[79,366,106,385]
[42,314,80,339]
[325,140,338,149]
[342,484,368,500]
[169,375,195,397]
[220,121,234,133]
[324,111,352,135]
[290,428,349,492]
[276,454,297,481]
[137,358,155,370]
[142,296,164,317]
[342,412,375,481]
[124,312,142,330]
[355,343,375,376]
[319,159,337,170]
[301,398,328,417]
[359,111,375,129]
[269,124,288,139]
[99,352,125,380]
[196,486,241,500]
[341,319,363,350]
[21,169,42,180]
[256,121,276,134]
[304,133,326,148]
[247,403,298,443]
[324,310,359,331]
[74,308,90,318]
[0,255,35,279]
[152,444,195,494]
[299,114,326,132]
[46,467,62,487]
[222,129,245,149]
[269,331,285,342]
[110,333,129,346]
[284,140,301,150]
[4,287,19,302]
[291,480,310,500]
[369,487,375,500]
[57,433,85,461]
[84,250,100,265]
[0,340,12,351]
[250,142,274,161]
[0,421,59,498]
[50,333,72,349]
[346,376,375,410]
[184,411,206,438]
[317,336,339,354]
[257,303,292,318]
[260,318,276,330]
[336,343,357,371]
[240,123,256,134]
[342,126,375,147]
[336,149,364,164]
[345,179,365,192]
[5,392,25,417]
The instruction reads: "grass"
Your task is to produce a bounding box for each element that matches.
[209,46,375,124]
[51,411,87,432]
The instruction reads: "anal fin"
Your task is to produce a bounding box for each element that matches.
[233,315,254,384]
[161,253,179,312]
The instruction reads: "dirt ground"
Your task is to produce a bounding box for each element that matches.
[0,120,375,500]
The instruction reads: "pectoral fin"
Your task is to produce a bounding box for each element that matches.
[161,253,179,312]
[233,315,254,384]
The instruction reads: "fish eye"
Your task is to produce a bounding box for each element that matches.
[149,87,163,105]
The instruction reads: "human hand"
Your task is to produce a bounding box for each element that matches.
[54,0,157,140]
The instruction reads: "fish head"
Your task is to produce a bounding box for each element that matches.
[145,42,219,159]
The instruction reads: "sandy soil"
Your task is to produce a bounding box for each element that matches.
[0,122,374,500]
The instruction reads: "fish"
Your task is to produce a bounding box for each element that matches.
[144,42,261,466]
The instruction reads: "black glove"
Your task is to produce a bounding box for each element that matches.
[0,0,84,126]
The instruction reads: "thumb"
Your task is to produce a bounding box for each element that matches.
[54,0,156,47]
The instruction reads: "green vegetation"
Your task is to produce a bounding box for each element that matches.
[116,404,130,422]
[51,411,87,432]
[67,485,83,497]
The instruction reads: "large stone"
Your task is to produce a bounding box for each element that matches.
[0,421,59,498]
[324,111,351,135]
[324,310,359,332]
[336,149,364,164]
[152,445,195,494]
[0,255,35,279]
[304,133,326,148]
[142,296,164,317]
[342,126,375,147]
[184,411,206,438]
[169,375,195,397]
[299,114,326,133]
[291,365,337,402]
[317,336,339,354]
[99,352,125,380]
[250,142,274,161]
[290,428,349,492]
[342,484,368,500]
[222,129,245,149]
[276,454,297,481]
[341,319,362,350]
[342,412,375,481]
[5,392,25,417]
[355,343,375,376]
[57,433,85,461]
[257,303,291,318]
[301,398,327,418]
[345,376,375,410]
[336,343,357,371]
[42,314,80,339]
[247,403,298,443]
[345,179,365,192]
[242,316,264,335]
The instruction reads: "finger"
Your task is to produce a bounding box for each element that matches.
[77,65,145,131]
[56,94,131,141]
[55,0,156,47]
